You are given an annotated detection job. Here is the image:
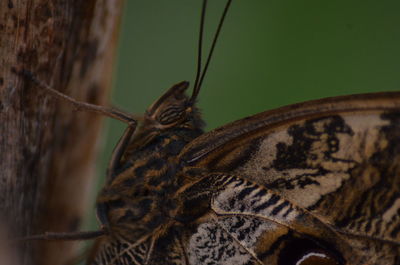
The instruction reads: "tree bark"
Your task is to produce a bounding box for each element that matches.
[0,1,124,265]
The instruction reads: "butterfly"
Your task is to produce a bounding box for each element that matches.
[21,0,400,264]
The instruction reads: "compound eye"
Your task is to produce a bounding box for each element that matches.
[278,238,344,265]
[157,105,186,125]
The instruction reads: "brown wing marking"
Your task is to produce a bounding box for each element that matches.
[206,174,399,264]
[181,92,400,165]
[179,173,352,264]
[232,112,400,246]
[208,175,361,260]
[181,107,400,246]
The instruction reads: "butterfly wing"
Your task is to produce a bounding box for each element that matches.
[179,92,400,264]
[89,92,400,265]
[177,174,354,265]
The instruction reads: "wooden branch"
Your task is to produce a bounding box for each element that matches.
[0,1,124,265]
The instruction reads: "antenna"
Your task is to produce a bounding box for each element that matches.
[190,0,233,104]
[192,0,207,93]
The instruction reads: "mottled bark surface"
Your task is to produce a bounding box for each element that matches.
[0,1,123,265]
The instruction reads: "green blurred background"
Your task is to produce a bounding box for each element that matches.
[86,0,400,228]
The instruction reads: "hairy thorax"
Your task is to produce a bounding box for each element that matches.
[96,127,203,241]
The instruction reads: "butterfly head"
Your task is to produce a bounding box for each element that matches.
[144,81,204,131]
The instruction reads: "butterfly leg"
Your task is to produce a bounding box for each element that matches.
[17,69,141,181]
[106,124,137,181]
[16,68,140,124]
[14,229,106,242]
